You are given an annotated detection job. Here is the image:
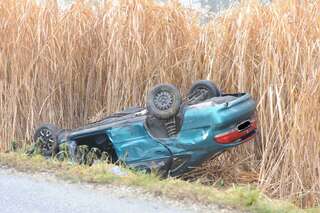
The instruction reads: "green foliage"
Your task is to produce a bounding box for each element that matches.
[26,138,45,156]
[10,141,17,152]
[25,140,110,166]
[55,143,70,161]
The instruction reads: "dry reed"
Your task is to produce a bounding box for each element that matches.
[0,0,319,208]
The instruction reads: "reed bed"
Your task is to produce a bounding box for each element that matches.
[0,0,319,207]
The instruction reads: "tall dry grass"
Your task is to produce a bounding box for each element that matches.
[0,0,319,207]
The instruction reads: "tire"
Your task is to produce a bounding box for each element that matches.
[187,80,220,103]
[147,83,182,119]
[33,123,60,157]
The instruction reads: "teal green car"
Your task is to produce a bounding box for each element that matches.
[34,80,257,177]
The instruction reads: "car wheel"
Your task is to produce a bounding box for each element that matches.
[147,83,182,119]
[187,80,220,103]
[34,124,60,157]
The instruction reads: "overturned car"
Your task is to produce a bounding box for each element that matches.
[34,80,257,177]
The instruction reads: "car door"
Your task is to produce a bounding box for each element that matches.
[107,122,172,175]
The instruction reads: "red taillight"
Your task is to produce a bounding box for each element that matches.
[215,120,257,144]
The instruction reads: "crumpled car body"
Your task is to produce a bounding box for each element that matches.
[55,92,256,177]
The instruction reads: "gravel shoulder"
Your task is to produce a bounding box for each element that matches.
[0,166,239,213]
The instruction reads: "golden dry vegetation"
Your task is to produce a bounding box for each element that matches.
[0,0,319,208]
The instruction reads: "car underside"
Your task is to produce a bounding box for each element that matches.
[33,80,257,177]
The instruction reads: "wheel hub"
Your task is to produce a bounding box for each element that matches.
[39,128,55,152]
[154,91,173,110]
[195,87,209,99]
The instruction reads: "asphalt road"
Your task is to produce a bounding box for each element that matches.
[0,168,194,213]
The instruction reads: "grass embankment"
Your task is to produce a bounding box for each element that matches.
[0,152,316,213]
